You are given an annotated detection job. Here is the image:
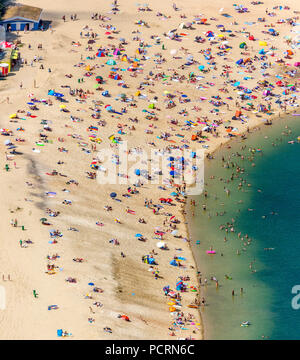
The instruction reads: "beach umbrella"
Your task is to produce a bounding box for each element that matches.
[49,92,64,98]
[186,55,193,63]
[40,218,47,222]
[110,192,117,198]
[135,233,143,237]
[88,282,95,286]
[46,192,56,197]
[170,49,177,56]
[259,41,267,46]
[171,230,178,236]
[156,241,166,248]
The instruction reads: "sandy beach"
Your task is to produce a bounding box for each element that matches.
[0,0,299,339]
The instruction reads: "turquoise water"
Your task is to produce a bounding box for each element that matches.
[190,116,300,340]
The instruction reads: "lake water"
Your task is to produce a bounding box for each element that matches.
[189,115,300,340]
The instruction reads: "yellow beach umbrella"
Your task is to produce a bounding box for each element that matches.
[9,114,17,119]
[259,41,267,46]
[167,301,176,306]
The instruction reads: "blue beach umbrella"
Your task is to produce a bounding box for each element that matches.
[110,192,117,198]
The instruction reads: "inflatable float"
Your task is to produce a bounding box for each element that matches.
[240,321,250,327]
[206,250,216,254]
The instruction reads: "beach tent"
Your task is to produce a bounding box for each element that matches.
[106,59,116,65]
[236,59,243,65]
[148,103,155,109]
[113,48,121,55]
[205,31,214,38]
[121,54,129,62]
[96,51,105,57]
[176,281,184,290]
[259,48,265,54]
[239,42,246,49]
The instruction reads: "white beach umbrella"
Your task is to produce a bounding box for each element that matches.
[156,241,166,248]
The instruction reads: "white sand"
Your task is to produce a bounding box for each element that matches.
[0,0,298,339]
